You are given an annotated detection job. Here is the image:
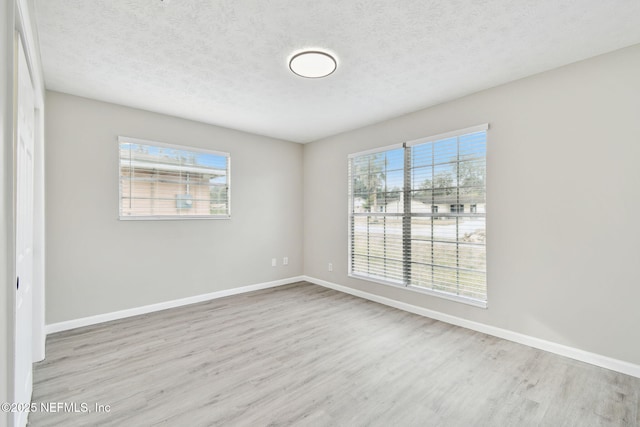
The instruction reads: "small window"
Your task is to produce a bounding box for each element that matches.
[119,137,230,220]
[470,204,477,213]
[431,205,439,213]
[450,204,464,213]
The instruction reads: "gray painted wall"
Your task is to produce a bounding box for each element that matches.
[304,44,640,365]
[45,91,303,323]
[45,44,640,368]
[1,1,14,425]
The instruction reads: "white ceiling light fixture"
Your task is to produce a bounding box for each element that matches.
[289,50,337,79]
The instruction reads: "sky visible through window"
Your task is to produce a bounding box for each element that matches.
[375,132,486,190]
[122,143,228,169]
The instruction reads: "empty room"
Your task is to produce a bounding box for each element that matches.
[2,0,640,426]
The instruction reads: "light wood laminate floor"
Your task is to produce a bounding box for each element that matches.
[30,282,640,426]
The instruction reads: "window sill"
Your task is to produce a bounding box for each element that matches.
[348,273,488,309]
[118,215,231,221]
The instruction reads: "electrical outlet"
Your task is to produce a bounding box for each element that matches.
[328,263,333,272]
[272,258,277,267]
[283,257,289,266]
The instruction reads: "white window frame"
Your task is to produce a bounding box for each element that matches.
[118,136,231,220]
[348,124,488,308]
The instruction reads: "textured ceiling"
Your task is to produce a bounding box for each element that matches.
[34,0,640,143]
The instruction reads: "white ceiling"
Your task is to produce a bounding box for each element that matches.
[34,0,640,143]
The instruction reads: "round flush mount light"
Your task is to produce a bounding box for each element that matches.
[289,50,337,78]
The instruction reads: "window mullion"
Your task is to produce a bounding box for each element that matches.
[456,136,460,295]
[431,143,435,289]
[402,144,411,286]
[384,155,387,277]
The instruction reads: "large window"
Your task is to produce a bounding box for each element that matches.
[348,125,487,306]
[119,137,230,220]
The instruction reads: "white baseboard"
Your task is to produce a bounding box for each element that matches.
[302,275,640,379]
[46,274,640,379]
[45,276,305,335]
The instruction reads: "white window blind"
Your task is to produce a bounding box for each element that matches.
[348,125,487,306]
[118,137,230,220]
[349,145,406,284]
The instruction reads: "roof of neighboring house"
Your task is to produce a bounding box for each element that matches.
[123,159,226,176]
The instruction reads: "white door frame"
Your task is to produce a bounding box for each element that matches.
[13,33,35,427]
[7,1,46,425]
[14,0,46,363]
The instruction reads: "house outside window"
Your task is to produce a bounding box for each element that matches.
[119,137,230,220]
